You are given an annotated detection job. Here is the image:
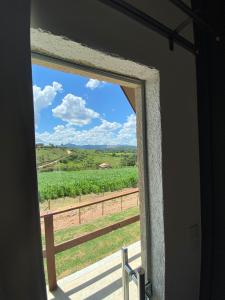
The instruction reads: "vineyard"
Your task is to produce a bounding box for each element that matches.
[38,167,138,201]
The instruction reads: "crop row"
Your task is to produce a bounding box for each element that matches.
[38,167,138,201]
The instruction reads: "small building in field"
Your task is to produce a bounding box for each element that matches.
[99,162,112,169]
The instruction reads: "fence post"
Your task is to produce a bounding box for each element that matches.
[79,208,81,224]
[121,247,129,300]
[44,214,57,291]
[101,202,104,216]
[48,199,51,210]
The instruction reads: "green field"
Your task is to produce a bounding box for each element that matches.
[38,148,140,281]
[36,146,137,171]
[36,147,69,166]
[38,167,138,201]
[42,207,140,280]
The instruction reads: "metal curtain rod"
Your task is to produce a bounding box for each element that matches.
[97,0,196,54]
[169,0,213,33]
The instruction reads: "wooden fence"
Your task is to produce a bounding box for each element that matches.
[40,188,139,291]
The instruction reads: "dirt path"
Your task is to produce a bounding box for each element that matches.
[40,188,139,232]
[38,151,72,169]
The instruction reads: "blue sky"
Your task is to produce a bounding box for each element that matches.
[32,64,136,146]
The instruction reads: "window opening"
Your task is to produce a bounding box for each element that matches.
[32,60,142,298]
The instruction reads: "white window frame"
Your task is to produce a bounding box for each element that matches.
[31,28,165,299]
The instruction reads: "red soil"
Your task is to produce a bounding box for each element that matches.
[40,189,139,232]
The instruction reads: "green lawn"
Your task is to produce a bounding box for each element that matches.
[42,207,140,280]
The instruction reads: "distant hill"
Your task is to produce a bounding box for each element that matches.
[36,145,137,171]
[61,144,137,151]
[36,146,69,167]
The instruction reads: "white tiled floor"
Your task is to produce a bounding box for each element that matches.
[47,241,141,300]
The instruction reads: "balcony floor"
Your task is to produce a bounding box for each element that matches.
[47,241,141,300]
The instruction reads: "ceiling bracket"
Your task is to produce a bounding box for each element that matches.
[168,15,193,51]
[98,0,196,55]
[169,0,214,34]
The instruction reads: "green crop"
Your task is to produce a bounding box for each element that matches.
[38,167,138,201]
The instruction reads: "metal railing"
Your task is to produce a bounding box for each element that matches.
[121,248,152,300]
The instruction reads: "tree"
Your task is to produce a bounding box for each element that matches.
[120,154,137,167]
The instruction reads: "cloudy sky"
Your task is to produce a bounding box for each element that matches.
[32,64,136,146]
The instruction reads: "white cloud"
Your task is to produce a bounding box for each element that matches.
[33,81,62,125]
[35,114,137,146]
[52,94,100,126]
[86,79,106,90]
[116,114,137,145]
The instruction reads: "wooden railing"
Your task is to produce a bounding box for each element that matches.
[40,188,139,291]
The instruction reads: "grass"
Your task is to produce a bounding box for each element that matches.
[36,147,69,166]
[42,207,140,280]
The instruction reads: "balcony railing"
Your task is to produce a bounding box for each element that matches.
[40,188,139,291]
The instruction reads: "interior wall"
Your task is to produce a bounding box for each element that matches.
[0,1,47,300]
[31,1,201,299]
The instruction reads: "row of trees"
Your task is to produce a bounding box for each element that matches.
[40,153,137,172]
